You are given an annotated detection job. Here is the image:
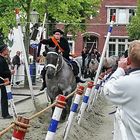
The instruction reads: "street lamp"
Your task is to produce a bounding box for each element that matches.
[30,9,39,85]
[30,9,39,24]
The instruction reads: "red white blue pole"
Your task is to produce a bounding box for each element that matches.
[12,116,29,140]
[45,95,66,140]
[87,14,116,110]
[6,85,17,120]
[63,86,84,140]
[77,82,94,125]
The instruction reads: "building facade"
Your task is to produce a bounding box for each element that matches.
[70,0,137,57]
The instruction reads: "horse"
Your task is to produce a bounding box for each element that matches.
[45,47,77,119]
[74,55,99,80]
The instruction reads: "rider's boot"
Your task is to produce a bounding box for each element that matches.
[40,67,46,91]
[71,61,86,83]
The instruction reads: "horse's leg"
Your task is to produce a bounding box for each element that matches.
[50,98,55,115]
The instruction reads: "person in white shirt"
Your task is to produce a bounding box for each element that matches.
[103,40,140,140]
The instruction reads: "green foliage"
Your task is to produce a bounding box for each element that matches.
[0,0,101,38]
[46,0,101,35]
[127,0,140,40]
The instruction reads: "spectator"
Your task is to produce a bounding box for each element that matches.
[12,51,21,69]
[81,47,88,71]
[103,40,140,140]
[12,51,21,85]
[0,44,14,119]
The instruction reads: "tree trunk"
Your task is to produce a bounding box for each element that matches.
[23,1,32,88]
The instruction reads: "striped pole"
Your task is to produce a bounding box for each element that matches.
[87,14,116,110]
[6,85,17,120]
[45,95,66,140]
[77,82,94,125]
[63,86,84,140]
[12,116,29,140]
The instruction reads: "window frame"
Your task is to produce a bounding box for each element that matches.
[106,6,136,25]
[106,37,129,57]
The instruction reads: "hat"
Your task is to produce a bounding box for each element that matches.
[0,44,8,53]
[53,29,64,35]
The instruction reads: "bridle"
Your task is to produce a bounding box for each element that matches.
[45,51,63,75]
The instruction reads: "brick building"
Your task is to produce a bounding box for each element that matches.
[69,0,137,57]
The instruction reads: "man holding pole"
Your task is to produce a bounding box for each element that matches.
[0,44,14,119]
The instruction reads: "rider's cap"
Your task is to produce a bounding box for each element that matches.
[0,44,8,53]
[53,29,64,35]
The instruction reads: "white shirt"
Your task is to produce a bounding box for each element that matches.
[103,67,140,140]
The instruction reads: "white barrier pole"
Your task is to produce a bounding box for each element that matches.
[45,95,66,140]
[63,86,84,140]
[77,82,93,125]
[15,8,36,108]
[87,15,115,110]
[6,85,17,120]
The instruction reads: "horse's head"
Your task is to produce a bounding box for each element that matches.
[45,47,61,79]
[89,58,99,72]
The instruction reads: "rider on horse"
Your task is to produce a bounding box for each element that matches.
[37,29,85,91]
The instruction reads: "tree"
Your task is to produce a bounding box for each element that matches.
[127,0,140,40]
[0,0,101,39]
[46,0,101,36]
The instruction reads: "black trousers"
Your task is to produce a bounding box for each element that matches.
[1,85,9,117]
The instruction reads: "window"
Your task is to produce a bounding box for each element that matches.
[84,36,98,51]
[109,9,116,22]
[107,38,129,57]
[108,44,116,56]
[129,9,135,22]
[118,9,127,24]
[67,36,75,54]
[118,44,125,56]
[107,7,136,24]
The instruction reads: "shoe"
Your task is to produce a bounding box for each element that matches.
[76,77,86,83]
[3,115,13,119]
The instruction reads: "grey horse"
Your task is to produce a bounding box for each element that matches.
[74,56,99,80]
[45,48,77,119]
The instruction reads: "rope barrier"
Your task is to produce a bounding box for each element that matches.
[0,83,82,137]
